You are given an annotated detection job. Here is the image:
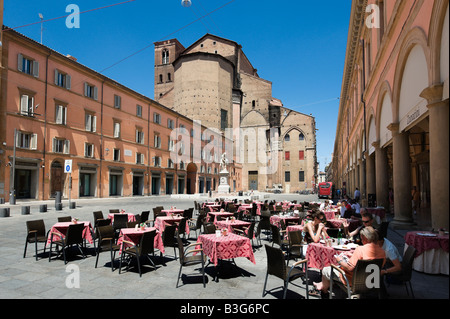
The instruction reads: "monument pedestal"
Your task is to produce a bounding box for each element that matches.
[217,170,230,194]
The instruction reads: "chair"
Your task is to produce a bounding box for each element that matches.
[271,224,288,250]
[235,222,256,248]
[386,245,416,298]
[256,216,271,244]
[109,209,120,215]
[326,228,340,238]
[141,211,151,224]
[161,225,178,261]
[189,213,205,239]
[286,230,304,266]
[176,236,207,288]
[95,225,120,271]
[127,221,139,229]
[183,208,194,220]
[262,244,309,299]
[329,258,384,299]
[176,217,188,240]
[113,214,128,234]
[58,216,72,222]
[203,223,217,234]
[24,219,49,261]
[48,223,86,264]
[378,221,390,239]
[119,230,157,277]
[93,211,104,225]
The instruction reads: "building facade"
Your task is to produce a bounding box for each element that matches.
[332,0,449,230]
[0,26,239,202]
[154,34,318,193]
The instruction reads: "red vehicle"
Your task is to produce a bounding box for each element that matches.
[318,182,333,199]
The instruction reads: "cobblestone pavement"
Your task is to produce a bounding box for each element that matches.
[0,194,448,302]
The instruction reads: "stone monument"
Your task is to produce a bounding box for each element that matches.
[217,153,230,194]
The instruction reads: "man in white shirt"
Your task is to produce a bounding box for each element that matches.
[354,188,360,202]
[351,199,360,214]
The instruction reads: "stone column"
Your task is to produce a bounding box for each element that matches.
[373,141,390,211]
[421,85,449,230]
[388,123,414,228]
[359,159,366,205]
[366,153,376,198]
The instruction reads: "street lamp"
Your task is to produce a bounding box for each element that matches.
[39,13,43,44]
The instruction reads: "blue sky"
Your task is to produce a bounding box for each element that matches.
[3,0,352,172]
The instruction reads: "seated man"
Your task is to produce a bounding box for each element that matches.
[343,210,379,240]
[313,226,386,298]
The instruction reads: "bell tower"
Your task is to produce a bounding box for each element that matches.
[154,39,185,103]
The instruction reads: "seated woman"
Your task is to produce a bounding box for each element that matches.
[303,211,329,244]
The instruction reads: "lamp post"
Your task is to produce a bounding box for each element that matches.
[39,13,43,44]
[9,129,17,205]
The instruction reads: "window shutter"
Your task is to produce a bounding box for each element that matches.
[56,105,63,124]
[33,61,39,78]
[93,86,98,100]
[136,130,139,143]
[84,83,88,96]
[52,138,56,152]
[66,75,71,89]
[18,54,24,72]
[85,114,91,131]
[64,140,70,154]
[55,70,59,85]
[15,132,21,148]
[20,95,28,114]
[92,116,97,132]
[64,107,68,125]
[31,134,37,150]
[140,154,144,164]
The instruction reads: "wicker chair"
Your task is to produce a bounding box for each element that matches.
[176,236,207,288]
[48,223,86,264]
[24,219,49,261]
[262,244,309,299]
[95,225,120,271]
[119,230,157,277]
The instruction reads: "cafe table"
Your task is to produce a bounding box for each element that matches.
[154,216,190,235]
[326,218,361,232]
[215,219,252,234]
[161,209,184,217]
[206,211,234,223]
[108,213,136,223]
[46,221,94,246]
[404,231,449,275]
[270,214,300,228]
[196,233,256,267]
[306,242,355,270]
[323,210,339,220]
[237,204,253,213]
[366,207,387,224]
[117,227,165,255]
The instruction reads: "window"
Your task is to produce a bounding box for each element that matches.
[136,128,145,144]
[113,149,120,162]
[84,143,94,158]
[53,138,70,154]
[299,133,305,141]
[85,113,97,132]
[18,54,39,77]
[20,94,34,117]
[154,134,161,148]
[167,73,172,82]
[136,153,144,165]
[16,131,37,150]
[285,151,290,161]
[299,150,305,160]
[168,138,175,151]
[167,119,174,129]
[299,171,305,182]
[220,109,228,131]
[113,122,121,138]
[84,83,98,100]
[153,156,161,167]
[285,171,290,182]
[168,158,174,168]
[159,74,163,83]
[114,95,121,109]
[162,50,169,65]
[55,105,67,125]
[54,70,71,89]
[252,100,256,108]
[136,105,143,118]
[285,134,290,142]
[153,112,161,124]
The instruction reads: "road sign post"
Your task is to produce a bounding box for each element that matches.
[64,160,72,206]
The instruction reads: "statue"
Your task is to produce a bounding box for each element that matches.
[220,152,229,172]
